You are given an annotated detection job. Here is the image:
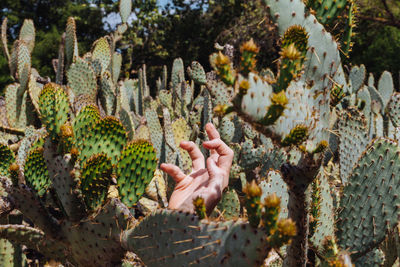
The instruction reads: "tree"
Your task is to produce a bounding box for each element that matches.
[349,0,400,87]
[0,0,116,91]
[122,0,279,89]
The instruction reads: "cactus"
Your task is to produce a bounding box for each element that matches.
[4,0,400,265]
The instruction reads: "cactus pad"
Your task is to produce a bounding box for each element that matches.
[122,209,269,266]
[80,153,112,211]
[72,104,100,148]
[65,17,79,65]
[215,188,240,220]
[187,61,206,85]
[387,93,400,128]
[67,58,97,102]
[38,83,70,141]
[116,140,157,208]
[260,170,289,219]
[0,144,15,177]
[92,37,111,75]
[338,107,369,183]
[79,117,127,166]
[24,148,50,197]
[337,138,400,257]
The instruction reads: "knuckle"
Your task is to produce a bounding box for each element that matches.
[188,141,195,146]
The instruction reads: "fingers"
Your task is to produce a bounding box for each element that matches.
[160,163,186,183]
[205,123,220,160]
[180,141,205,170]
[205,123,220,140]
[203,138,234,186]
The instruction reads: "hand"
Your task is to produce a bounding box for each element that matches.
[161,123,234,214]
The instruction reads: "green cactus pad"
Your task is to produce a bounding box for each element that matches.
[260,170,289,219]
[145,109,163,161]
[337,138,400,257]
[206,76,232,106]
[67,58,97,102]
[1,18,9,62]
[64,198,133,266]
[310,169,335,251]
[122,209,269,267]
[306,0,349,25]
[215,188,241,220]
[377,71,394,108]
[0,144,15,177]
[65,17,79,65]
[367,84,384,113]
[172,118,192,173]
[99,71,116,115]
[24,148,51,197]
[159,90,173,110]
[187,61,206,85]
[387,93,400,128]
[162,108,179,169]
[0,238,15,267]
[112,52,122,84]
[349,65,366,92]
[43,138,86,221]
[171,58,185,97]
[5,83,31,128]
[72,104,101,149]
[338,107,369,184]
[16,127,46,167]
[119,108,136,140]
[240,138,266,171]
[38,83,70,141]
[119,0,132,23]
[28,73,42,114]
[79,116,127,166]
[354,248,385,267]
[16,42,31,92]
[92,37,111,75]
[19,19,35,53]
[116,140,157,208]
[240,73,273,122]
[81,153,113,211]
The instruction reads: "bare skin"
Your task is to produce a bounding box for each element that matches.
[161,123,234,214]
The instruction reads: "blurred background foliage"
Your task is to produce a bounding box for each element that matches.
[1,0,400,92]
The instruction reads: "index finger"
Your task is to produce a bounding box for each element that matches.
[205,123,220,140]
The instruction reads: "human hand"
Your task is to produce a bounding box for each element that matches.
[160,123,234,214]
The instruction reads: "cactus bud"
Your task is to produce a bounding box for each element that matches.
[281,125,308,147]
[240,38,259,76]
[262,193,281,234]
[243,180,262,198]
[268,218,297,247]
[313,140,328,154]
[276,25,308,92]
[59,122,74,154]
[214,104,229,117]
[211,51,236,86]
[9,163,20,185]
[60,123,74,138]
[243,180,262,227]
[239,80,250,95]
[193,196,207,219]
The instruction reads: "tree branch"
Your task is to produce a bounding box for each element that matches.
[357,14,400,29]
